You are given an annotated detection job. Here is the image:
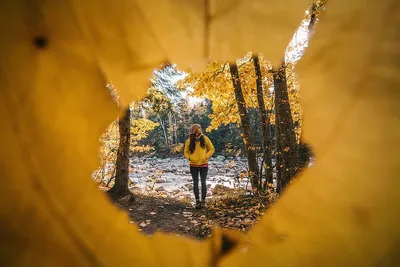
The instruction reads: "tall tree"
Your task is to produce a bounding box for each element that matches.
[142,64,185,150]
[150,63,185,101]
[307,0,326,36]
[252,54,273,187]
[294,0,326,173]
[308,3,318,34]
[274,1,327,193]
[229,62,260,189]
[273,63,297,194]
[107,108,134,200]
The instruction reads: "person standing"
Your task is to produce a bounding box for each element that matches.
[184,124,215,209]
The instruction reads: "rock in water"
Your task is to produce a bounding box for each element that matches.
[208,168,218,176]
[155,186,165,192]
[216,155,226,161]
[172,189,181,195]
[156,177,167,183]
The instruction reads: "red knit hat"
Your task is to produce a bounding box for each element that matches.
[189,124,201,135]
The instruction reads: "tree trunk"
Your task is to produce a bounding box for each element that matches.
[252,54,273,188]
[308,3,318,35]
[293,2,320,176]
[229,62,260,189]
[274,64,298,194]
[173,113,178,145]
[107,108,133,200]
[296,142,313,170]
[168,113,174,145]
[308,2,323,36]
[159,118,169,147]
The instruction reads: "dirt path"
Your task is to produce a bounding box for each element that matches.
[114,192,275,239]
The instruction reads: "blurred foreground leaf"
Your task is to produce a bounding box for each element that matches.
[0,0,399,266]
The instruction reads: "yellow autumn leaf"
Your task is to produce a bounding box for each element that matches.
[1,1,399,267]
[221,1,400,266]
[209,0,310,65]
[0,1,214,266]
[70,0,309,105]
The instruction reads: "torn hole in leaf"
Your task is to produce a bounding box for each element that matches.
[90,3,321,242]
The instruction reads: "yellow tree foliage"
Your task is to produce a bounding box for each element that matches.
[1,1,400,267]
[286,62,303,140]
[182,54,276,131]
[96,119,120,183]
[130,118,160,152]
[101,115,159,154]
[96,114,159,183]
[130,118,159,145]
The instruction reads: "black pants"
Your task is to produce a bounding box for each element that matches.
[190,166,208,200]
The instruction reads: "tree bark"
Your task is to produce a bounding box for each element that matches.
[159,118,169,147]
[173,113,178,145]
[308,3,318,35]
[168,113,174,145]
[252,54,273,187]
[172,113,179,144]
[107,108,133,200]
[229,62,260,189]
[292,2,321,176]
[274,64,297,194]
[308,0,327,35]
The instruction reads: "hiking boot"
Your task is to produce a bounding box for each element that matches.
[195,200,201,209]
[200,200,206,208]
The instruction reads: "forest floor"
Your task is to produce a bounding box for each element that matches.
[112,190,277,239]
